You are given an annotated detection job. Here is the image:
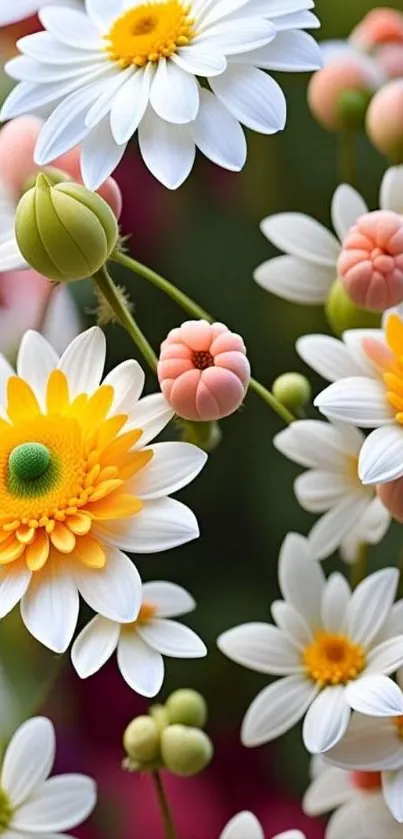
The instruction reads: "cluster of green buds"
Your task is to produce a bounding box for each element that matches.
[123,689,213,777]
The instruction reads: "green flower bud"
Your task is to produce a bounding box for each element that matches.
[179,420,222,452]
[165,689,208,729]
[337,89,372,132]
[272,373,311,412]
[326,278,381,335]
[161,725,213,777]
[123,716,161,767]
[150,704,170,731]
[15,173,119,282]
[22,167,72,193]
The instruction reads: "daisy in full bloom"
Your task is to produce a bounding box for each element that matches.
[219,812,305,839]
[315,310,403,486]
[254,166,403,305]
[217,533,403,754]
[0,326,207,654]
[303,756,399,839]
[0,715,96,836]
[0,0,322,190]
[274,419,390,562]
[72,579,207,696]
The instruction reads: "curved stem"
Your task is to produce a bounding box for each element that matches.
[338,131,357,187]
[111,251,295,424]
[93,265,158,372]
[350,543,367,589]
[152,771,178,839]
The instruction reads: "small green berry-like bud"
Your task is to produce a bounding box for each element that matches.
[150,704,169,731]
[22,167,72,193]
[15,174,119,282]
[272,373,311,412]
[180,420,222,453]
[123,716,161,766]
[161,725,213,777]
[165,689,208,729]
[326,278,381,335]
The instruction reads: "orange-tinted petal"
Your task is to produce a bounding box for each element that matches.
[87,479,124,502]
[16,525,36,545]
[116,449,154,481]
[0,535,26,564]
[97,415,128,450]
[87,492,142,520]
[386,314,403,357]
[74,535,106,568]
[46,369,70,414]
[7,377,41,423]
[100,429,142,466]
[50,522,76,553]
[81,386,114,428]
[26,529,50,571]
[66,512,92,536]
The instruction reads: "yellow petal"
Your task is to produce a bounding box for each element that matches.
[16,525,36,545]
[100,429,143,466]
[66,512,92,536]
[81,385,114,428]
[7,377,41,423]
[46,369,70,414]
[50,522,76,553]
[88,492,142,520]
[117,449,154,481]
[87,478,124,503]
[97,415,128,451]
[0,535,26,564]
[74,535,106,568]
[386,315,403,358]
[26,530,50,571]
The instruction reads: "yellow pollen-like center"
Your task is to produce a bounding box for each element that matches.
[303,631,366,687]
[362,314,403,424]
[123,601,157,631]
[0,370,153,573]
[104,1,195,68]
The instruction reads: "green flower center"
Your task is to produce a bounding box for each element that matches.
[0,788,12,833]
[7,443,60,498]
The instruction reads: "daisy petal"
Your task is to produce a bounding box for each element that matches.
[94,498,199,553]
[270,601,313,650]
[150,59,199,124]
[131,393,174,446]
[331,185,368,241]
[141,581,195,617]
[326,713,403,771]
[13,774,96,832]
[346,567,399,646]
[210,66,286,133]
[274,420,356,469]
[303,766,355,816]
[383,767,403,822]
[327,796,402,839]
[189,88,246,172]
[17,331,59,407]
[219,811,264,839]
[315,377,393,426]
[80,116,127,191]
[302,686,351,754]
[0,562,32,619]
[117,632,164,696]
[296,334,368,381]
[259,213,339,266]
[58,327,106,397]
[380,166,403,215]
[72,546,142,623]
[233,30,321,71]
[104,359,145,413]
[138,619,206,657]
[359,425,403,485]
[110,66,153,145]
[322,573,351,633]
[254,255,333,304]
[173,45,226,77]
[295,470,352,513]
[2,717,55,808]
[131,442,207,500]
[366,637,403,675]
[308,494,370,561]
[241,674,318,746]
[138,107,195,190]
[345,675,403,716]
[279,532,325,625]
[217,622,302,674]
[39,7,101,50]
[21,561,79,654]
[71,615,120,678]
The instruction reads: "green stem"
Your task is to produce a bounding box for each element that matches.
[152,771,178,839]
[93,265,158,372]
[350,542,367,589]
[111,251,295,424]
[338,131,357,186]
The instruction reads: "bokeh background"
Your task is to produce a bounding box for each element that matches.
[1,1,402,837]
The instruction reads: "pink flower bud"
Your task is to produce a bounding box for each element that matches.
[157,320,250,421]
[377,478,403,523]
[307,57,376,132]
[366,79,403,161]
[376,43,403,79]
[350,7,403,50]
[338,210,403,310]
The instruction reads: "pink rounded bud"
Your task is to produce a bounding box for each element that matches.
[376,43,403,79]
[350,7,403,51]
[338,210,403,311]
[307,57,375,132]
[157,320,250,421]
[377,479,403,523]
[366,79,403,161]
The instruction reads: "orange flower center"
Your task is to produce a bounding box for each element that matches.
[351,771,382,791]
[104,1,195,68]
[303,631,366,686]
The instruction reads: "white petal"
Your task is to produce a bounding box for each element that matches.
[141,581,195,617]
[345,675,403,716]
[39,7,101,49]
[210,66,286,133]
[189,89,246,171]
[0,238,27,273]
[150,59,199,124]
[383,602,403,641]
[346,568,399,646]
[41,286,81,357]
[279,532,325,626]
[104,359,145,413]
[331,185,368,241]
[219,811,264,839]
[130,393,174,446]
[321,573,351,633]
[86,0,123,27]
[343,328,384,377]
[18,31,100,64]
[21,560,79,654]
[295,470,351,513]
[110,66,153,144]
[241,675,318,746]
[359,425,403,485]
[327,796,401,839]
[131,442,207,500]
[13,774,96,832]
[17,331,58,408]
[308,494,370,561]
[315,377,393,427]
[380,166,403,214]
[138,619,206,657]
[359,496,390,545]
[217,622,302,674]
[303,766,354,816]
[383,767,403,822]
[73,546,142,623]
[233,30,321,71]
[270,600,313,650]
[94,498,199,553]
[138,107,195,189]
[58,327,105,397]
[117,631,164,696]
[302,686,351,754]
[80,117,127,191]
[254,255,333,304]
[366,637,403,676]
[34,82,101,164]
[326,713,403,771]
[296,334,368,381]
[2,717,55,808]
[274,420,355,469]
[71,615,120,678]
[173,45,226,77]
[199,17,275,54]
[259,213,339,266]
[0,562,32,619]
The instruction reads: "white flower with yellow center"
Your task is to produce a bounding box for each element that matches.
[315,312,403,486]
[0,326,207,654]
[1,0,321,190]
[0,715,96,836]
[274,420,390,562]
[217,533,403,754]
[219,812,305,839]
[254,166,403,305]
[72,579,206,696]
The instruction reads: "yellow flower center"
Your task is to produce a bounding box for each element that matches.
[104,1,195,68]
[303,631,366,687]
[0,370,153,573]
[362,314,403,424]
[123,600,157,631]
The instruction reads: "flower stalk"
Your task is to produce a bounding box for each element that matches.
[152,771,178,839]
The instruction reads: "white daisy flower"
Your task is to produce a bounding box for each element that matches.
[1,0,322,190]
[219,811,305,839]
[304,756,398,839]
[296,327,384,386]
[0,0,72,27]
[315,310,403,486]
[217,533,403,754]
[325,671,403,825]
[0,715,96,836]
[254,166,403,305]
[0,326,207,654]
[274,419,390,562]
[72,579,206,696]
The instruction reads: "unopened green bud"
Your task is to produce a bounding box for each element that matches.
[150,704,169,731]
[272,373,311,412]
[179,420,222,452]
[337,89,372,131]
[123,716,161,766]
[161,725,213,777]
[15,174,119,282]
[326,278,381,335]
[165,689,208,729]
[23,167,72,193]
